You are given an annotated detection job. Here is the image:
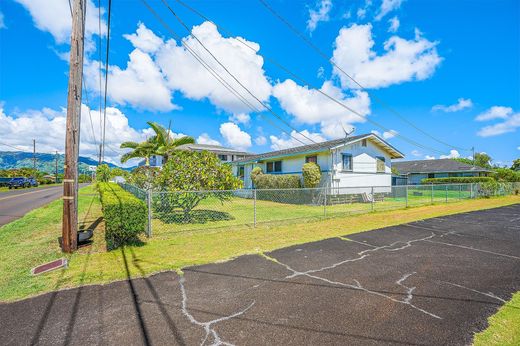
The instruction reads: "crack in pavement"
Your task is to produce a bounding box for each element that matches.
[179,276,255,346]
[396,273,416,304]
[424,240,520,260]
[438,281,507,303]
[261,254,442,320]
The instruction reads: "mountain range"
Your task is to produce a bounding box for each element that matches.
[0,151,132,174]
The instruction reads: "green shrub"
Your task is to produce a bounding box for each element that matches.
[251,166,263,186]
[253,174,301,189]
[98,182,147,249]
[302,163,321,188]
[492,168,520,182]
[421,176,493,184]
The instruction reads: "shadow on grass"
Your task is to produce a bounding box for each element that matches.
[156,209,234,225]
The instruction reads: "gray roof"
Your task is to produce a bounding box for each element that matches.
[177,143,251,156]
[392,159,490,175]
[233,133,404,164]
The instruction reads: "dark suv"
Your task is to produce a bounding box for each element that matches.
[7,177,39,189]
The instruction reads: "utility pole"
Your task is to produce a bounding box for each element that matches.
[472,146,475,167]
[98,143,102,165]
[32,139,36,177]
[62,0,86,253]
[55,151,59,183]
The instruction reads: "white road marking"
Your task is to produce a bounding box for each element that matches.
[0,186,61,201]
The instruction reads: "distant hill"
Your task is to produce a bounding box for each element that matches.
[0,151,133,174]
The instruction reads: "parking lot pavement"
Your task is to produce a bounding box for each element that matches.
[1,204,519,345]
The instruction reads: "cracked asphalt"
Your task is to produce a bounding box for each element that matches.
[1,204,519,345]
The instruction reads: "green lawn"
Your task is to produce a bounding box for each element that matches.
[473,291,520,346]
[151,186,474,233]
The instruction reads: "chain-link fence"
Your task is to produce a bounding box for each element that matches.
[119,182,520,236]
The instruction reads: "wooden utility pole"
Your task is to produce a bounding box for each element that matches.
[55,151,59,183]
[62,0,85,253]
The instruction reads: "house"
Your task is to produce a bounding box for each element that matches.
[146,143,253,167]
[392,159,491,185]
[231,133,404,193]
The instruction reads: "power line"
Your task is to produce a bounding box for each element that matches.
[159,0,319,145]
[257,0,471,153]
[170,0,450,156]
[139,0,309,147]
[100,0,113,163]
[98,0,103,151]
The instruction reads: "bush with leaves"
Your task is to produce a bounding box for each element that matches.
[302,163,321,188]
[492,167,520,182]
[153,151,242,221]
[252,173,301,189]
[96,164,111,182]
[127,166,160,190]
[98,182,147,249]
[421,176,493,184]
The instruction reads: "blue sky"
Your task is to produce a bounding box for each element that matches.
[0,0,518,166]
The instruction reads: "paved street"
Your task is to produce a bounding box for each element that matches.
[1,204,519,345]
[0,184,88,226]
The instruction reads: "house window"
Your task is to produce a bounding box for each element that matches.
[342,154,353,171]
[266,160,282,173]
[376,156,386,173]
[305,155,317,164]
[237,166,245,179]
[218,154,228,161]
[362,139,367,147]
[428,173,434,179]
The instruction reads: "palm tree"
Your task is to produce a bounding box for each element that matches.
[119,122,195,165]
[147,121,195,163]
[120,140,156,165]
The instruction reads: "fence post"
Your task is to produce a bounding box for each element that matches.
[405,185,408,208]
[445,185,448,203]
[146,189,152,238]
[253,189,257,227]
[431,184,434,204]
[323,187,327,218]
[371,186,374,212]
[459,184,462,200]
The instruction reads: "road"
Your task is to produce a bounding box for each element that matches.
[0,184,88,226]
[1,204,519,345]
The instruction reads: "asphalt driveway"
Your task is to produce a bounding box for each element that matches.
[1,204,519,345]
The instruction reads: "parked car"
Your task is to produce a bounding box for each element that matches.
[7,177,39,189]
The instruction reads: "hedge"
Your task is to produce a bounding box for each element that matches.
[421,177,494,184]
[302,163,321,188]
[252,173,301,189]
[98,182,147,249]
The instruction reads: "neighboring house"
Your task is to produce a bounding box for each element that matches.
[392,159,491,185]
[145,144,253,167]
[231,133,404,193]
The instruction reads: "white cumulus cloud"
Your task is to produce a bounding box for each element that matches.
[273,79,370,138]
[332,24,442,89]
[474,106,513,121]
[229,113,251,125]
[156,21,271,115]
[439,149,460,159]
[197,133,221,146]
[388,16,400,33]
[270,130,326,150]
[432,98,473,112]
[123,22,164,54]
[375,0,404,21]
[477,111,520,137]
[307,0,333,33]
[0,104,149,166]
[255,135,267,146]
[219,122,252,150]
[0,11,6,29]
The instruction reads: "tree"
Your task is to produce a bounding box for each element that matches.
[454,152,492,169]
[512,158,520,171]
[118,122,195,165]
[493,167,520,182]
[120,140,156,166]
[147,121,195,162]
[110,167,129,178]
[96,164,111,182]
[154,151,242,221]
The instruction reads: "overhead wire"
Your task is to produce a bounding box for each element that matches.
[139,0,309,146]
[101,0,113,163]
[170,0,450,155]
[257,0,471,153]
